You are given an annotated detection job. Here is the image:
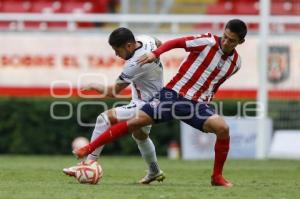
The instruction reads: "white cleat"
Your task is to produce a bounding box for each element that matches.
[139,170,166,184]
[62,166,78,177]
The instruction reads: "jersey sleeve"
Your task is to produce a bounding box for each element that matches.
[184,32,216,52]
[153,33,216,57]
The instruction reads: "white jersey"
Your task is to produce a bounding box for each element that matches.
[118,35,164,103]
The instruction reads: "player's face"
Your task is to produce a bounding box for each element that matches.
[112,43,134,60]
[221,28,244,54]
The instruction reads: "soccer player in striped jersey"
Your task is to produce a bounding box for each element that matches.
[63,27,165,184]
[74,19,247,187]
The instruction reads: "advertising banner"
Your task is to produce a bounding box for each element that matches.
[269,130,300,159]
[180,118,272,159]
[0,33,299,97]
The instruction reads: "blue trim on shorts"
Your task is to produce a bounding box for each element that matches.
[141,87,215,131]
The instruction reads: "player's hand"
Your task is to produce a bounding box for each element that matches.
[137,52,156,66]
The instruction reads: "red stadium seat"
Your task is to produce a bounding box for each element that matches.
[62,0,97,13]
[0,0,110,30]
[206,2,234,15]
[61,0,107,28]
[234,2,259,15]
[31,0,63,13]
[0,21,16,30]
[271,1,294,15]
[25,0,66,29]
[2,0,32,12]
[284,24,300,31]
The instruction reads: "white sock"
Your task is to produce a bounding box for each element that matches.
[133,136,160,175]
[86,113,110,161]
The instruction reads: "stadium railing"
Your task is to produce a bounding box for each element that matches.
[0,13,300,33]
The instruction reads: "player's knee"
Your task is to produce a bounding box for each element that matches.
[127,112,152,132]
[96,112,111,127]
[105,110,118,125]
[132,130,148,142]
[216,124,230,138]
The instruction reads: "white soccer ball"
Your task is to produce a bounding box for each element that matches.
[75,160,103,184]
[72,137,89,151]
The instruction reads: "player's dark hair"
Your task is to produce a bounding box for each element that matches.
[225,19,247,40]
[108,27,136,47]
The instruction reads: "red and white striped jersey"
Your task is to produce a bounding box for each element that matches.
[161,33,241,102]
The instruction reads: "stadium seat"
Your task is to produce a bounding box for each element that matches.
[31,0,63,13]
[206,2,234,15]
[0,0,110,30]
[234,2,259,15]
[0,21,19,30]
[61,0,108,28]
[1,0,32,12]
[25,0,66,29]
[271,1,294,15]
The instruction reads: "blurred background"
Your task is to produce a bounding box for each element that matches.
[0,0,299,159]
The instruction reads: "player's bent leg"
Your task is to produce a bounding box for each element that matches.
[127,110,154,132]
[132,129,165,184]
[203,114,232,187]
[86,109,117,161]
[74,110,154,158]
[202,114,229,139]
[86,106,151,160]
[64,109,117,175]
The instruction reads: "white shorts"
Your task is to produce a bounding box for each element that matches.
[114,100,152,135]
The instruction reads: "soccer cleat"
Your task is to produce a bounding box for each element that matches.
[139,170,166,184]
[211,175,233,187]
[62,166,78,177]
[73,145,91,159]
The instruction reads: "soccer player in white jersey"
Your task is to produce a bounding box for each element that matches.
[74,19,247,187]
[63,27,165,184]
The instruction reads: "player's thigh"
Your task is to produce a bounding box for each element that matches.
[127,110,154,132]
[108,105,153,133]
[202,114,229,134]
[180,102,215,132]
[114,103,140,122]
[141,88,176,123]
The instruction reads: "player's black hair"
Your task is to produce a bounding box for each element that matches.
[225,19,248,40]
[108,27,136,47]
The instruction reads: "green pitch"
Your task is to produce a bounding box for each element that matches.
[0,156,299,199]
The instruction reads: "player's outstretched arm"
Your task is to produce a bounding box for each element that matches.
[107,81,130,97]
[81,82,129,98]
[137,37,186,65]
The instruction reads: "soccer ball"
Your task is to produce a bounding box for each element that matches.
[75,160,103,184]
[72,137,89,151]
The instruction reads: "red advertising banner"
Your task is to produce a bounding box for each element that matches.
[0,33,299,99]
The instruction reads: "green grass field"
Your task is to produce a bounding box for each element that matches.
[0,156,299,199]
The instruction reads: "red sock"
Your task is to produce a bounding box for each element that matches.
[88,121,129,153]
[213,137,230,177]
